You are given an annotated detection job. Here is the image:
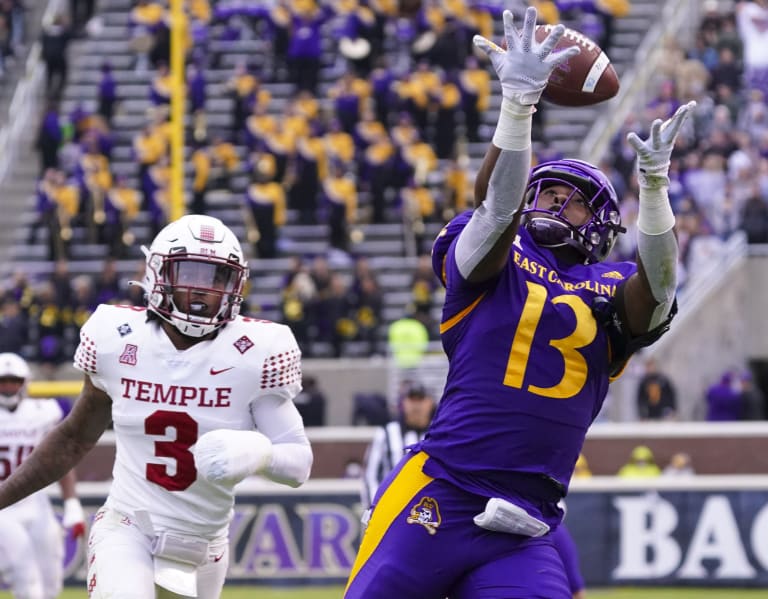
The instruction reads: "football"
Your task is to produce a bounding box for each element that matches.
[535,24,620,107]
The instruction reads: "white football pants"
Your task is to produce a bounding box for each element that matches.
[0,497,63,599]
[87,507,229,599]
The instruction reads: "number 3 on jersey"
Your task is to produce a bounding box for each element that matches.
[145,410,198,491]
[504,281,597,399]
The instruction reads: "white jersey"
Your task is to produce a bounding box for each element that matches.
[73,304,303,539]
[0,398,65,515]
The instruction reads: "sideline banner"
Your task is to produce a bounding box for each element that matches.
[56,480,768,587]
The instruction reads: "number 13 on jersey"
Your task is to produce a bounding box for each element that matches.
[504,281,597,399]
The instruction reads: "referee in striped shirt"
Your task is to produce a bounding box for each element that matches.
[361,383,436,510]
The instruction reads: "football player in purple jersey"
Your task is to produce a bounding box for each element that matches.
[345,6,695,598]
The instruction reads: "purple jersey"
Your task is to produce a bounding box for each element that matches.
[422,212,636,507]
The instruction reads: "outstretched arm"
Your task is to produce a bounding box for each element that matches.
[621,102,696,334]
[0,376,112,509]
[455,7,580,283]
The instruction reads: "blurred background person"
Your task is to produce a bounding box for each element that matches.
[636,356,678,420]
[40,13,71,100]
[360,383,436,515]
[0,352,86,599]
[572,452,592,479]
[739,370,766,420]
[617,445,662,478]
[663,452,696,477]
[706,369,745,421]
[293,375,327,427]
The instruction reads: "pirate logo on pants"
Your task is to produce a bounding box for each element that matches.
[406,496,441,535]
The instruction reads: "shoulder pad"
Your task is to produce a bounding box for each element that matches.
[79,304,147,347]
[431,210,473,286]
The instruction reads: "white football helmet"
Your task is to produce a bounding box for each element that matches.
[0,352,31,410]
[138,214,249,338]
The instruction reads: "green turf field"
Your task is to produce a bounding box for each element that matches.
[2,587,767,598]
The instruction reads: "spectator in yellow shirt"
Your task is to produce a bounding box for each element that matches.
[617,445,662,478]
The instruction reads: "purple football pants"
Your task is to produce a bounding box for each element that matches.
[345,451,571,599]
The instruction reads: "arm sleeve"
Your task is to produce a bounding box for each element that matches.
[250,394,313,487]
[637,229,678,329]
[454,149,530,278]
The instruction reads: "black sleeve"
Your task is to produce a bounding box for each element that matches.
[591,284,678,379]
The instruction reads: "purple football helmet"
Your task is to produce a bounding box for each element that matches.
[522,159,625,264]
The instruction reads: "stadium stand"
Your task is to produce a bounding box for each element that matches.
[0,0,766,424]
[0,0,658,351]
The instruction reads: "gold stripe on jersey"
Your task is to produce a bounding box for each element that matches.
[345,451,432,592]
[439,292,487,334]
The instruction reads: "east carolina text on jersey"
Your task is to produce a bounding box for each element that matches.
[73,304,302,539]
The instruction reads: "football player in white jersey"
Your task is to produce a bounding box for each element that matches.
[0,215,314,599]
[0,352,86,599]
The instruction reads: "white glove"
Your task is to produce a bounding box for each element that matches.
[626,101,696,189]
[472,7,580,105]
[193,429,273,485]
[62,497,87,539]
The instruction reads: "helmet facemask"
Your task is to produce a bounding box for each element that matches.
[522,160,626,264]
[136,215,249,338]
[0,353,30,411]
[147,252,247,338]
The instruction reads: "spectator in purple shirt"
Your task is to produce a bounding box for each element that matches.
[35,102,64,175]
[287,8,326,94]
[706,370,744,421]
[97,62,117,125]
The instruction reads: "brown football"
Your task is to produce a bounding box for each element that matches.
[535,24,620,107]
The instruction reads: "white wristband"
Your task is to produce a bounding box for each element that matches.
[638,185,675,235]
[492,98,534,151]
[63,497,85,527]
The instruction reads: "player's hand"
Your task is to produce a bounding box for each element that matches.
[193,429,273,485]
[626,101,696,189]
[62,497,87,540]
[472,7,580,105]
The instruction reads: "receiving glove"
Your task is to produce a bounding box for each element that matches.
[62,497,86,540]
[193,429,273,485]
[472,7,581,105]
[626,101,697,189]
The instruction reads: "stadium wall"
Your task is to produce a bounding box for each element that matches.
[50,477,768,588]
[71,422,768,480]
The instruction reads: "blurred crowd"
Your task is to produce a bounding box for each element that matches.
[0,251,443,370]
[277,253,441,358]
[27,0,635,265]
[600,1,768,288]
[5,0,768,413]
[634,354,765,422]
[0,259,140,378]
